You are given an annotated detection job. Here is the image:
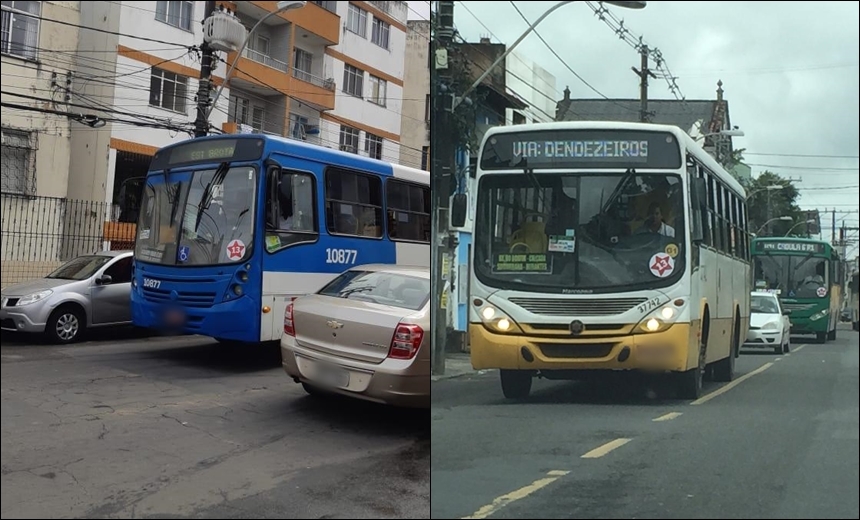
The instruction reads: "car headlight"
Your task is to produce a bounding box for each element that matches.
[635,300,685,334]
[17,289,53,306]
[478,304,524,335]
[809,309,829,321]
[761,321,780,330]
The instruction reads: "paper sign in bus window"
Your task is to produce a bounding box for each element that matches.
[548,234,576,253]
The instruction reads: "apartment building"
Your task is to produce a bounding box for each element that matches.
[400,19,429,170]
[1,0,82,286]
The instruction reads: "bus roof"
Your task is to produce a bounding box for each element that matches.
[152,133,429,183]
[479,121,746,198]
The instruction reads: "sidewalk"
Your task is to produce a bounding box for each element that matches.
[431,352,490,381]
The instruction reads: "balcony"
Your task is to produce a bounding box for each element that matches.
[247,1,340,45]
[290,68,336,111]
[243,47,289,74]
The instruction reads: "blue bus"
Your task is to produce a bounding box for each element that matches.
[130,134,430,343]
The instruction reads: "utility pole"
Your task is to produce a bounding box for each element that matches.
[431,1,455,375]
[194,0,218,138]
[631,44,655,123]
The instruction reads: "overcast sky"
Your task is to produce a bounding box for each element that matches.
[421,1,859,258]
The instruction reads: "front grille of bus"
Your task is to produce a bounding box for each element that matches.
[141,286,217,307]
[783,303,815,312]
[536,343,616,359]
[508,297,647,317]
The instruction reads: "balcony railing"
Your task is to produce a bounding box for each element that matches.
[311,1,337,13]
[293,68,335,91]
[242,48,289,74]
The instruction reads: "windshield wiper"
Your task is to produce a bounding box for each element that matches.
[195,162,231,232]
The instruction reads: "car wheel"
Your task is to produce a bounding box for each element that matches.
[783,336,790,353]
[45,306,86,344]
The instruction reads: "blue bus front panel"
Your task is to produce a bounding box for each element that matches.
[131,262,262,343]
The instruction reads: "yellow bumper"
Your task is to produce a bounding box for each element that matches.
[469,322,696,372]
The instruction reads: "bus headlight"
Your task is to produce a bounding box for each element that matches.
[479,305,523,335]
[636,301,684,334]
[810,309,829,321]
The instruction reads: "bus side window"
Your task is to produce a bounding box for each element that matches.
[265,169,318,253]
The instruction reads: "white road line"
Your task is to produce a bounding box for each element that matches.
[793,344,807,353]
[653,412,683,422]
[691,362,773,405]
[581,438,632,459]
[462,470,571,519]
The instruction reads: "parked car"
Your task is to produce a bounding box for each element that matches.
[0,251,134,343]
[744,291,792,354]
[280,264,430,408]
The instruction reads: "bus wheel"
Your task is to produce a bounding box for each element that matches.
[827,327,837,341]
[500,370,532,400]
[678,336,707,399]
[854,321,859,332]
[712,319,738,382]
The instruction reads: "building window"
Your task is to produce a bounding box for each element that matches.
[368,75,386,106]
[155,1,193,31]
[293,47,313,82]
[252,106,264,133]
[371,17,390,49]
[339,125,359,154]
[365,133,383,160]
[325,167,383,238]
[1,128,33,194]
[289,113,308,140]
[149,68,188,113]
[346,4,367,38]
[386,179,430,243]
[229,95,250,126]
[1,1,41,60]
[421,146,429,171]
[342,64,364,98]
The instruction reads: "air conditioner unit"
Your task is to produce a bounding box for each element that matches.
[323,78,336,91]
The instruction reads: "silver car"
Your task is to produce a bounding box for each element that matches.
[0,250,134,343]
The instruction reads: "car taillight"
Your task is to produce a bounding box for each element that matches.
[283,301,295,336]
[389,323,423,360]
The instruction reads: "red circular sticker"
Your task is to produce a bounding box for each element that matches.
[648,253,675,278]
[816,286,826,298]
[226,239,246,261]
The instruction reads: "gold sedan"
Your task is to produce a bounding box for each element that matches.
[280,264,430,408]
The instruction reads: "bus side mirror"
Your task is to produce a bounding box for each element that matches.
[451,193,467,228]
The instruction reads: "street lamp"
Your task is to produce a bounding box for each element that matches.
[205,1,307,121]
[756,216,792,235]
[784,219,816,237]
[450,0,646,110]
[746,184,783,198]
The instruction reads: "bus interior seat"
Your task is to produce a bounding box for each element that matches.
[509,220,548,253]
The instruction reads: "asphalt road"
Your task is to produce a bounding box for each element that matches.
[431,326,859,519]
[1,328,429,519]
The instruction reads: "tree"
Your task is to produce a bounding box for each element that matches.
[741,171,805,237]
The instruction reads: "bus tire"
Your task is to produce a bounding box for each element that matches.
[853,321,859,332]
[500,370,532,400]
[676,320,708,400]
[712,316,737,382]
[827,327,836,341]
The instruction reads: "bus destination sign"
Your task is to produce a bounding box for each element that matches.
[151,137,265,170]
[480,130,682,170]
[757,241,826,254]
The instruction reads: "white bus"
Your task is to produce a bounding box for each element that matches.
[460,121,751,399]
[850,270,860,332]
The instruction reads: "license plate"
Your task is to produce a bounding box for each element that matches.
[165,309,185,326]
[315,363,350,389]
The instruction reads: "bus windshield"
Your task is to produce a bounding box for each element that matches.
[474,171,685,293]
[135,165,257,266]
[754,253,829,298]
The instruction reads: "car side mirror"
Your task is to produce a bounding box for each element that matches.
[97,274,113,285]
[782,309,791,316]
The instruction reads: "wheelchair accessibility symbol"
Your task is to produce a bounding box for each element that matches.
[178,245,190,263]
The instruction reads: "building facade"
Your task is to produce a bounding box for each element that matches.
[1,0,83,286]
[505,50,556,125]
[399,19,429,170]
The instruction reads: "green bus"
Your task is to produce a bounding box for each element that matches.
[751,237,842,342]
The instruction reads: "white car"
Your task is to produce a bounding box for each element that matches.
[744,291,792,354]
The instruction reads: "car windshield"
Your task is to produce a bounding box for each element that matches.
[45,255,112,280]
[318,270,430,311]
[474,172,685,293]
[134,165,257,266]
[751,295,780,314]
